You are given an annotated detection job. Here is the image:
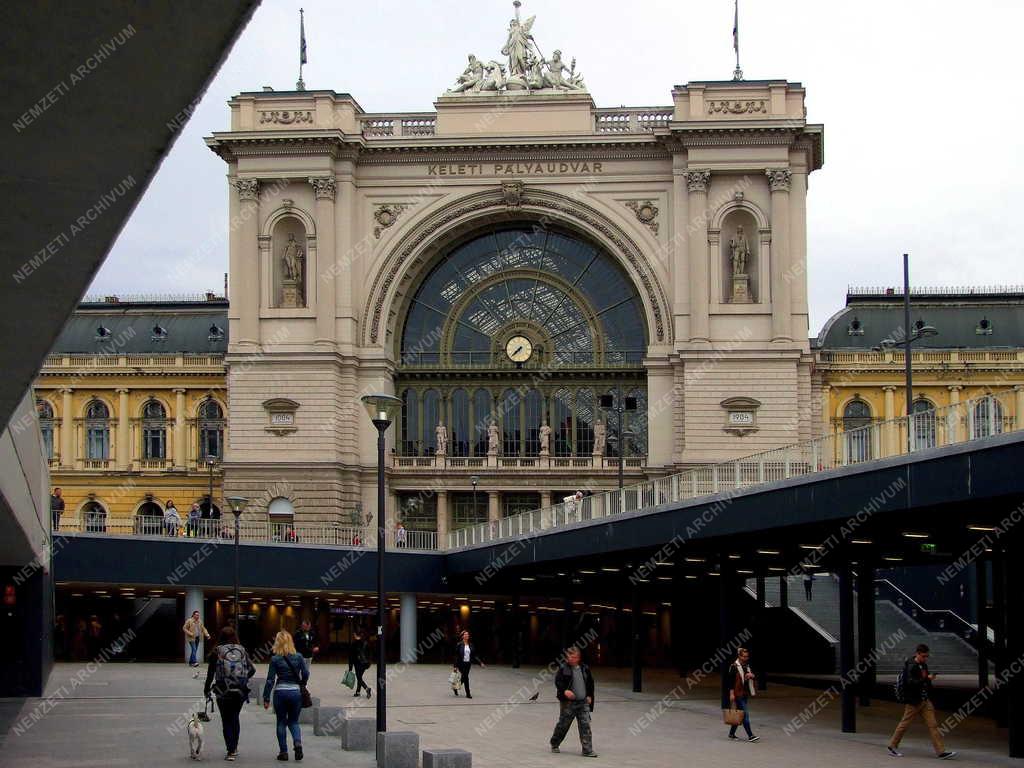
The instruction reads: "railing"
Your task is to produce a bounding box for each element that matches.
[447,390,1021,549]
[400,350,646,367]
[393,454,647,470]
[594,108,673,133]
[818,349,1024,366]
[60,517,438,551]
[41,353,224,370]
[848,285,1024,297]
[360,114,437,138]
[873,578,980,645]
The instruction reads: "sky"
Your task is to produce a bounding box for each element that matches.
[90,0,1024,333]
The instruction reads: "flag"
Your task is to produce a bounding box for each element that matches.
[300,9,307,65]
[733,0,739,54]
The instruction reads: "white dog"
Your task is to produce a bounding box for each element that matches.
[187,712,204,760]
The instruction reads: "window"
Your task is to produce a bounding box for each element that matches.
[421,389,440,454]
[972,396,1004,439]
[198,399,224,460]
[500,388,521,456]
[911,399,936,449]
[452,492,487,529]
[85,400,110,460]
[141,400,167,459]
[502,492,540,517]
[82,500,107,532]
[400,389,419,455]
[843,400,873,463]
[450,389,469,457]
[268,497,296,541]
[36,400,54,460]
[473,389,491,456]
[397,493,437,531]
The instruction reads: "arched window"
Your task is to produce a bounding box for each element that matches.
[472,389,491,456]
[500,388,521,456]
[421,389,440,454]
[268,497,296,541]
[843,399,873,463]
[450,389,469,457]
[551,388,573,456]
[198,399,224,460]
[36,400,54,460]
[626,387,648,457]
[575,388,596,456]
[400,389,419,455]
[85,400,110,460]
[82,500,107,532]
[911,399,936,449]
[135,500,163,534]
[524,389,544,456]
[141,400,167,460]
[971,396,1004,439]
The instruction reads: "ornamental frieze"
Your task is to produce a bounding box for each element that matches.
[259,110,313,125]
[374,203,412,238]
[707,99,767,115]
[624,200,659,235]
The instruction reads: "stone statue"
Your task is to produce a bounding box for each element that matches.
[729,225,750,277]
[487,420,500,455]
[539,421,551,455]
[545,50,585,90]
[281,233,304,282]
[450,54,485,93]
[592,420,606,456]
[479,60,506,91]
[435,422,448,455]
[501,14,535,79]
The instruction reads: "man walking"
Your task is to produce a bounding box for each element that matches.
[887,644,957,759]
[293,619,319,675]
[50,487,65,530]
[182,609,210,675]
[550,646,598,758]
[803,571,814,601]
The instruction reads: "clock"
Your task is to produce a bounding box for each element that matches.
[505,335,533,363]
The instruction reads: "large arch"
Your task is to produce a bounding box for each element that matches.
[362,186,671,349]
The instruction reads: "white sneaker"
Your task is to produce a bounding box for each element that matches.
[887,746,903,757]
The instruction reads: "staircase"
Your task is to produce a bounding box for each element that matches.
[750,574,985,674]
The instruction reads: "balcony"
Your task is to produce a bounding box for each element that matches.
[392,453,646,471]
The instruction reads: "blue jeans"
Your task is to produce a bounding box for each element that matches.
[188,639,199,666]
[729,696,753,738]
[273,688,302,753]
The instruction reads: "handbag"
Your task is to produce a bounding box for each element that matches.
[342,669,356,690]
[723,707,744,726]
[448,669,461,690]
[283,655,313,708]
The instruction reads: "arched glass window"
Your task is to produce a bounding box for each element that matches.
[85,400,110,460]
[472,389,491,456]
[421,389,440,454]
[268,497,296,541]
[575,389,596,456]
[141,400,167,460]
[36,400,54,460]
[843,399,873,463]
[524,389,544,456]
[500,388,521,456]
[972,396,1004,439]
[450,388,469,457]
[400,389,419,455]
[198,399,224,460]
[82,500,107,532]
[626,388,648,457]
[911,399,936,450]
[551,388,573,456]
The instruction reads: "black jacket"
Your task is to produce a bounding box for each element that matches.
[349,637,369,670]
[904,657,933,702]
[554,662,595,711]
[293,629,316,658]
[453,641,482,668]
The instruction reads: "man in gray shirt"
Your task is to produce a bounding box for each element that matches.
[550,646,597,757]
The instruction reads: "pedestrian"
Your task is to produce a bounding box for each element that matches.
[803,571,814,601]
[263,630,309,762]
[395,521,407,547]
[348,629,372,698]
[203,625,255,762]
[293,619,319,675]
[887,643,958,759]
[183,609,210,673]
[50,487,64,530]
[727,647,759,742]
[163,500,181,536]
[549,645,598,757]
[187,502,202,537]
[452,630,484,698]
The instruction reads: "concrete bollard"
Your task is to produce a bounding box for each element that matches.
[423,747,472,768]
[377,731,419,768]
[313,706,346,737]
[341,717,375,751]
[297,697,321,724]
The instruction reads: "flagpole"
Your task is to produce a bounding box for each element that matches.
[297,7,307,91]
[732,0,743,81]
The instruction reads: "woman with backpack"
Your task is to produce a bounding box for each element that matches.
[348,629,372,699]
[263,630,310,762]
[203,625,256,761]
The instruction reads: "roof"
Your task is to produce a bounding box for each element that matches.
[50,298,228,354]
[815,288,1024,350]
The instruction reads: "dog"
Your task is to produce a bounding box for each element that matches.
[187,711,205,760]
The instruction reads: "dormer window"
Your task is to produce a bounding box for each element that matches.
[95,326,111,341]
[976,317,993,336]
[847,317,864,336]
[151,324,168,342]
[208,324,225,341]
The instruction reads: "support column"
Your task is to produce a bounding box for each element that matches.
[948,385,963,442]
[1015,385,1024,432]
[173,388,187,470]
[838,559,856,732]
[309,177,337,347]
[1006,528,1024,757]
[719,558,735,708]
[976,557,989,690]
[685,170,711,342]
[436,490,449,548]
[767,168,793,342]
[487,491,500,526]
[993,549,1009,728]
[400,593,418,663]
[561,595,573,651]
[778,575,789,608]
[882,386,897,457]
[511,595,521,669]
[856,565,876,706]
[821,384,832,438]
[671,154,691,340]
[232,178,260,347]
[116,388,130,470]
[185,587,204,664]
[631,582,643,692]
[60,388,74,468]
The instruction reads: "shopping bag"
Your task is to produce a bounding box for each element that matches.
[342,669,356,690]
[723,708,744,726]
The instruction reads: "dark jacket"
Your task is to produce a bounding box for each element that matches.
[293,628,316,658]
[554,662,595,711]
[904,657,933,702]
[50,495,65,514]
[203,643,256,701]
[262,652,309,703]
[349,637,369,670]
[453,641,482,668]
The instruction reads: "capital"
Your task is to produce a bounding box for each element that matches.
[309,176,337,201]
[233,178,260,201]
[947,385,963,391]
[766,168,792,192]
[685,170,711,193]
[882,385,897,392]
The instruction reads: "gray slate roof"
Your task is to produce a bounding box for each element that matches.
[50,300,228,354]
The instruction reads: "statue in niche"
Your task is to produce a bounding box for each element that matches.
[592,420,606,456]
[279,233,305,307]
[435,422,448,455]
[539,421,551,455]
[487,420,500,455]
[728,224,753,303]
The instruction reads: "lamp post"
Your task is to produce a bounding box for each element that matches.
[470,475,480,522]
[360,393,402,734]
[224,495,248,631]
[206,457,216,526]
[600,384,638,492]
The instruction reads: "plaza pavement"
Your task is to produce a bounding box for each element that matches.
[0,661,1014,767]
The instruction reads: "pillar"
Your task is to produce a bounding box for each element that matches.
[837,559,856,732]
[561,595,573,651]
[767,168,793,342]
[779,575,789,608]
[173,388,187,470]
[719,558,735,708]
[993,549,1009,728]
[671,154,691,340]
[755,575,766,608]
[948,385,963,442]
[631,582,643,692]
[976,558,989,690]
[511,595,521,668]
[60,387,74,468]
[882,386,896,457]
[1015,385,1024,432]
[487,491,500,525]
[185,587,204,663]
[436,490,449,548]
[309,176,337,346]
[856,565,876,706]
[400,593,418,663]
[232,178,260,347]
[685,170,711,342]
[1006,527,1024,757]
[116,388,130,470]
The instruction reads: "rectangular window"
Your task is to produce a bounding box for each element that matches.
[200,427,222,460]
[143,428,166,459]
[41,427,53,460]
[86,428,109,460]
[451,492,487,530]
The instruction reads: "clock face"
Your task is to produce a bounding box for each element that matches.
[505,335,533,363]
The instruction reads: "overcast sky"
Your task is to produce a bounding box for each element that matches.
[90,0,1024,334]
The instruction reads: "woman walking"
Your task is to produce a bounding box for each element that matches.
[263,630,309,761]
[203,625,256,761]
[348,629,372,698]
[727,647,759,742]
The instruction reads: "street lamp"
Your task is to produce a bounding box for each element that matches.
[360,393,402,734]
[206,457,217,527]
[470,475,480,522]
[224,495,248,632]
[600,385,638,491]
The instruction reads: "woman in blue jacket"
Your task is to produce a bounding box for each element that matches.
[263,630,310,761]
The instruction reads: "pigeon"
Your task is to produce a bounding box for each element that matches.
[529,691,540,701]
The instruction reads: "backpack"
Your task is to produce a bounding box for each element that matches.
[214,644,250,695]
[894,659,909,703]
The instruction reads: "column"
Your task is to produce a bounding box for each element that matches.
[335,160,357,342]
[719,558,735,708]
[309,177,337,346]
[436,490,449,548]
[856,566,876,706]
[233,178,260,347]
[1007,529,1024,757]
[993,549,1009,728]
[767,168,793,342]
[671,154,691,340]
[821,384,832,436]
[882,385,897,457]
[173,388,187,470]
[685,170,711,342]
[948,385,963,442]
[488,491,500,526]
[184,587,204,664]
[837,559,856,732]
[1015,385,1024,432]
[976,558,989,690]
[60,388,74,468]
[778,575,789,608]
[631,582,643,692]
[116,388,130,470]
[400,593,418,663]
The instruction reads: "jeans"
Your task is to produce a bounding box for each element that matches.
[273,688,303,753]
[188,639,199,666]
[550,700,593,753]
[215,691,244,753]
[729,696,753,738]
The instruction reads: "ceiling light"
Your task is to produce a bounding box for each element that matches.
[578,570,596,575]
[728,554,741,560]
[601,567,620,572]
[684,557,705,563]
[756,549,780,555]
[883,556,903,562]
[851,539,872,544]
[967,525,997,532]
[655,561,673,566]
[901,532,929,539]
[799,544,823,550]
